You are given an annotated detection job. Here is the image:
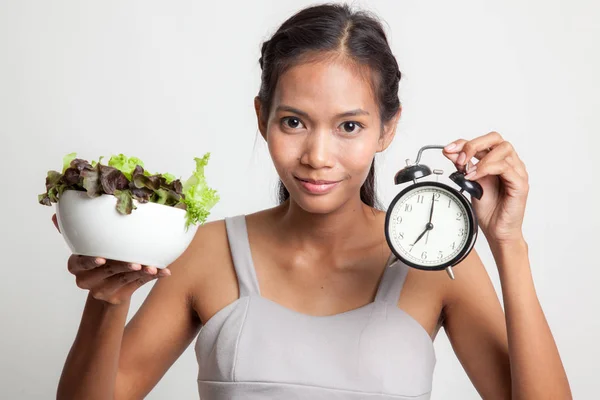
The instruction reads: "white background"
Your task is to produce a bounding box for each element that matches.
[1,0,598,398]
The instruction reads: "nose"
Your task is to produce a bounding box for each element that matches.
[300,128,335,169]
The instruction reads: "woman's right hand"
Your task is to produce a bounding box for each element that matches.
[52,214,172,305]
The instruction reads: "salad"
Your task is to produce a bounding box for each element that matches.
[38,152,220,229]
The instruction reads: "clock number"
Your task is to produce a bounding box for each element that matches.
[404,203,413,212]
[456,211,463,220]
[421,251,427,260]
[408,244,414,253]
[418,193,439,204]
[448,198,452,208]
[395,215,403,224]
[452,241,456,250]
[458,228,465,237]
[438,251,443,259]
[396,232,404,240]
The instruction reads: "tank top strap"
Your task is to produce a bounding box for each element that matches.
[224,214,261,297]
[374,252,409,306]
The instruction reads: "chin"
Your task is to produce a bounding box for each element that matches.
[284,182,347,215]
[293,198,338,214]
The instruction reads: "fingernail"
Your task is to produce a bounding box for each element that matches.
[95,258,106,265]
[444,142,457,151]
[465,168,477,179]
[129,264,142,271]
[457,152,466,165]
[144,267,156,275]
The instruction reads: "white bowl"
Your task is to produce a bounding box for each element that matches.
[55,190,199,268]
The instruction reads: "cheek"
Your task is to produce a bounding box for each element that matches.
[267,130,298,168]
[339,138,379,173]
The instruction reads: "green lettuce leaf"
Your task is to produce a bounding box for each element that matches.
[107,154,145,180]
[181,153,220,229]
[163,173,176,184]
[62,153,77,173]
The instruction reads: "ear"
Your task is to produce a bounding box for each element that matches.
[254,96,268,141]
[377,105,402,152]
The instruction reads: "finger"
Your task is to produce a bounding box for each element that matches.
[111,273,162,300]
[68,255,107,273]
[443,139,491,172]
[52,214,60,233]
[90,272,157,302]
[507,155,528,180]
[460,131,505,167]
[142,265,158,275]
[443,139,490,159]
[140,265,171,277]
[464,158,525,189]
[471,141,529,180]
[74,261,143,289]
[97,268,171,303]
[445,132,504,167]
[443,150,478,172]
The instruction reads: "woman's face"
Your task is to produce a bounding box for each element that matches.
[255,58,399,214]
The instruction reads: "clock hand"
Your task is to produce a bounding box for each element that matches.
[412,227,429,246]
[428,193,435,223]
[413,194,436,247]
[426,193,435,245]
[413,222,434,246]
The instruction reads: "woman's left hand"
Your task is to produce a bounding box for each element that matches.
[442,131,529,245]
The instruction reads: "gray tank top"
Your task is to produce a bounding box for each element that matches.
[194,215,436,399]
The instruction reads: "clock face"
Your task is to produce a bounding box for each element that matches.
[385,182,475,270]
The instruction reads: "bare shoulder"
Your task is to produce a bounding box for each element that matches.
[186,208,277,325]
[114,216,237,398]
[183,217,236,325]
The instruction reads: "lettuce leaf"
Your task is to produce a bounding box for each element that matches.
[114,189,136,214]
[62,153,77,173]
[162,172,176,184]
[39,152,219,229]
[181,153,220,229]
[107,154,146,180]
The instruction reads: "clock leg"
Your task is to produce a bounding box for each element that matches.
[446,266,455,280]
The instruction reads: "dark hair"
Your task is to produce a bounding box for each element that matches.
[257,3,402,210]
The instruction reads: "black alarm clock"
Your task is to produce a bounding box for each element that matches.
[385,145,484,280]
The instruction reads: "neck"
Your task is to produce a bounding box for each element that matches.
[274,195,382,257]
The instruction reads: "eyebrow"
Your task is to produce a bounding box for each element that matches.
[276,105,370,119]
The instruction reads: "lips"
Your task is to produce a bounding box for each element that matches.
[295,177,340,185]
[294,176,341,194]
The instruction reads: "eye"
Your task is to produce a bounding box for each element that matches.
[340,121,364,134]
[281,117,305,130]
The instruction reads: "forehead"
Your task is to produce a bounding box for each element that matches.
[272,58,378,116]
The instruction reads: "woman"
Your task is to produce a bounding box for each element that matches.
[55,3,571,399]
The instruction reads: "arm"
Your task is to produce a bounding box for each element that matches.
[114,238,203,399]
[442,132,572,399]
[443,242,572,399]
[57,220,220,400]
[493,238,571,399]
[57,292,132,400]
